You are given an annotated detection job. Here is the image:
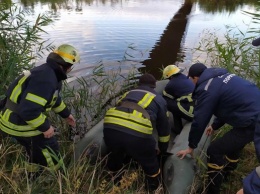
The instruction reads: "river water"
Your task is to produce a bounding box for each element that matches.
[14,0,259,79]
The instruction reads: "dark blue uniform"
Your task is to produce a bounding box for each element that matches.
[243,166,260,194]
[188,68,260,194]
[163,73,194,134]
[104,85,170,191]
[0,54,71,172]
[241,36,260,194]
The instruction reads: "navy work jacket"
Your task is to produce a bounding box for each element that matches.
[188,68,260,149]
[164,73,194,99]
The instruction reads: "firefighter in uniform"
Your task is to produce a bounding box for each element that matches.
[103,73,170,192]
[162,64,195,134]
[0,44,80,175]
[177,63,260,194]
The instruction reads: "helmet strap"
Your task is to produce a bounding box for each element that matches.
[59,62,73,73]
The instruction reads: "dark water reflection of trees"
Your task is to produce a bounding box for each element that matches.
[17,0,124,10]
[140,0,193,79]
[192,0,258,13]
[5,0,258,78]
[12,0,259,14]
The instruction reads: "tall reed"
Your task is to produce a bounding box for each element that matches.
[0,3,53,97]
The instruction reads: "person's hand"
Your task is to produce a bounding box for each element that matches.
[236,189,243,194]
[43,126,55,138]
[176,147,194,159]
[205,125,214,136]
[66,114,76,127]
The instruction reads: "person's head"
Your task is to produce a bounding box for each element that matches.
[47,44,80,73]
[162,64,183,79]
[138,73,156,88]
[188,63,207,84]
[252,37,260,47]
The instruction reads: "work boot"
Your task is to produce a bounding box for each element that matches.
[206,168,225,194]
[223,160,238,181]
[114,173,123,186]
[145,174,161,192]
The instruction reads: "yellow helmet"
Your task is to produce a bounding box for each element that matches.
[163,65,182,79]
[54,44,80,65]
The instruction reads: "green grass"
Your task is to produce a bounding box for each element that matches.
[0,134,148,194]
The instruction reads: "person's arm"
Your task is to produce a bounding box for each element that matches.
[211,117,225,130]
[156,98,170,153]
[52,83,71,119]
[177,87,218,159]
[50,82,76,127]
[188,89,216,149]
[18,74,55,133]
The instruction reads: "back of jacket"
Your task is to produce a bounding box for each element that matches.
[104,85,170,142]
[164,73,195,98]
[189,68,260,148]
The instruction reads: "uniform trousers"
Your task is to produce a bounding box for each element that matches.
[206,124,255,194]
[103,128,161,191]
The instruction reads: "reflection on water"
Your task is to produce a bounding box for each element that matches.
[140,0,193,79]
[16,0,258,13]
[193,0,257,13]
[19,0,125,10]
[11,0,259,77]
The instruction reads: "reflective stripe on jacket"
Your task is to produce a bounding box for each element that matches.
[163,73,195,118]
[163,90,194,117]
[104,108,153,135]
[0,62,70,137]
[104,85,170,143]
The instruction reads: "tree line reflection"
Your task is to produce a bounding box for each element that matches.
[5,0,259,14]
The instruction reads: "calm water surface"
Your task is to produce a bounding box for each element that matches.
[15,0,259,79]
